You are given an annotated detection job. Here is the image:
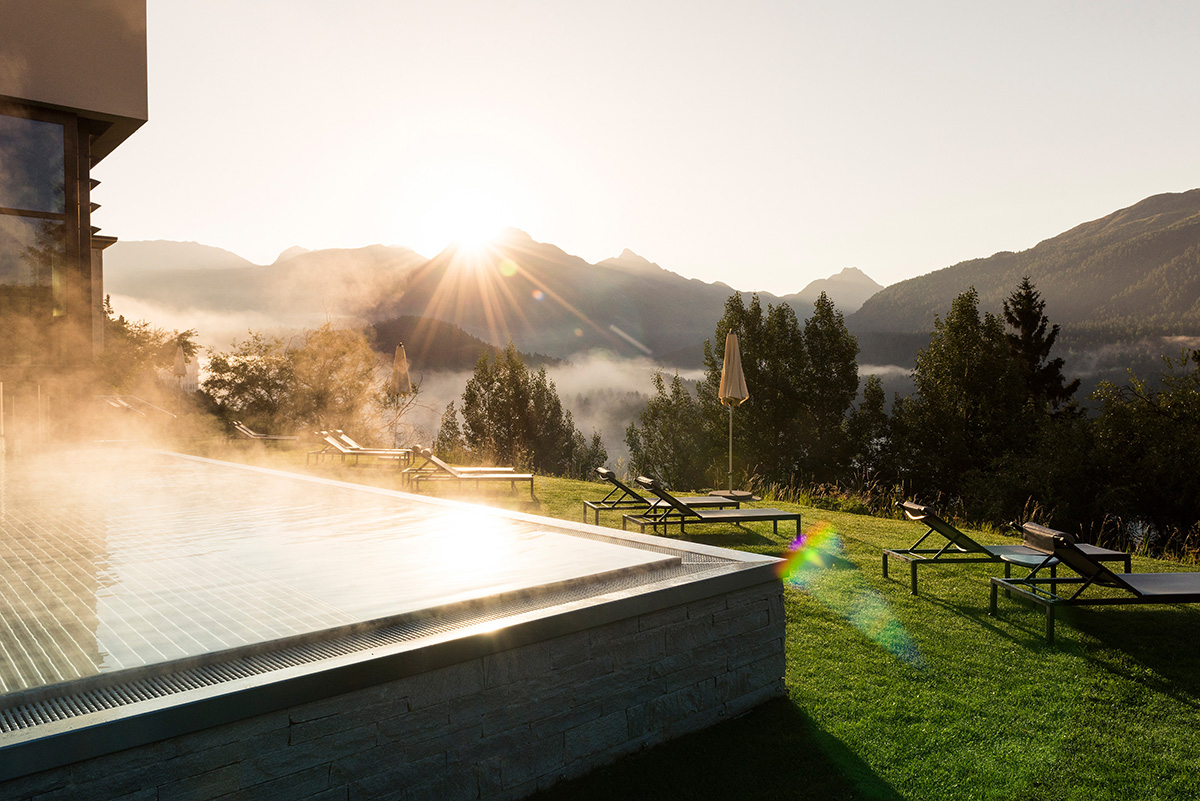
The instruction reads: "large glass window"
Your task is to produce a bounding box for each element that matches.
[1,111,69,364]
[0,114,65,214]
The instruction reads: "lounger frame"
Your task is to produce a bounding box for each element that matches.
[622,476,799,536]
[306,432,412,466]
[231,420,299,441]
[405,447,534,498]
[990,523,1200,643]
[582,468,738,525]
[885,501,1130,595]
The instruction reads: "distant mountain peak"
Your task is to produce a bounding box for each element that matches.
[786,267,884,314]
[497,227,534,244]
[274,245,310,264]
[599,248,663,275]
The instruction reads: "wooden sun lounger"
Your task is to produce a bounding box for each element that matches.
[884,501,1130,595]
[622,476,800,536]
[582,467,739,525]
[990,522,1200,643]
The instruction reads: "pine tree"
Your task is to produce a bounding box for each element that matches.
[434,401,466,460]
[1002,276,1080,414]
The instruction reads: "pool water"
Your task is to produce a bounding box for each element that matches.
[0,449,676,696]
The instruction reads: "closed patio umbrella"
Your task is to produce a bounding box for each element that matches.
[173,344,187,412]
[390,343,412,396]
[389,343,412,448]
[718,332,749,491]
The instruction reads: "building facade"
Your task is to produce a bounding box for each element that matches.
[0,0,147,372]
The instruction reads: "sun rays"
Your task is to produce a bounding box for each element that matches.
[411,232,637,356]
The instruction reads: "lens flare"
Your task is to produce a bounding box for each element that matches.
[498,259,518,277]
[779,522,925,668]
[532,289,545,301]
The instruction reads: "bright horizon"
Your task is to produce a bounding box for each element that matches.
[92,1,1200,295]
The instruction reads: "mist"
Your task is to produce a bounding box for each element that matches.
[400,352,704,466]
[107,294,365,353]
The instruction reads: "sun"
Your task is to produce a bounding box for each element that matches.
[418,184,512,258]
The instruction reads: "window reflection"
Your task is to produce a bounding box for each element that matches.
[0,114,65,214]
[0,215,64,287]
[1,110,69,364]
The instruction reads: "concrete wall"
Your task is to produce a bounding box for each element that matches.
[2,580,785,801]
[0,0,147,158]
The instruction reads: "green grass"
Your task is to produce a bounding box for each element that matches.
[195,442,1200,800]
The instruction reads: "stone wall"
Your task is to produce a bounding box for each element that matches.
[4,579,784,801]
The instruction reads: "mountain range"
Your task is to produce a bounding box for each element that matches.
[103,231,882,365]
[848,189,1200,366]
[104,189,1200,378]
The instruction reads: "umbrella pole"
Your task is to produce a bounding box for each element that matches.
[728,405,734,491]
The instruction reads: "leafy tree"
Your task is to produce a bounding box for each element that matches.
[460,343,533,467]
[98,296,198,392]
[893,287,1024,508]
[625,372,711,488]
[800,292,860,482]
[289,322,378,432]
[454,341,605,477]
[202,323,380,434]
[434,401,466,460]
[845,374,893,484]
[695,291,860,487]
[1003,276,1080,414]
[566,429,609,482]
[202,332,294,429]
[699,293,807,486]
[1091,349,1200,553]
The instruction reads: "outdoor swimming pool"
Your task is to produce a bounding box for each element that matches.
[0,449,678,696]
[0,446,784,799]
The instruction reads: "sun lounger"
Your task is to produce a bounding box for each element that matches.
[885,501,1131,595]
[230,420,299,441]
[331,431,413,466]
[406,447,534,498]
[622,476,800,536]
[990,522,1200,643]
[306,432,411,466]
[401,446,515,479]
[582,468,740,525]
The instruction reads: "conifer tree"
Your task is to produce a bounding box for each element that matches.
[1003,276,1080,414]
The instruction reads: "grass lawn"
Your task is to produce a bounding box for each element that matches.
[204,441,1200,800]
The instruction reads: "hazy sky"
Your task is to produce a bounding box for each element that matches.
[93,0,1200,294]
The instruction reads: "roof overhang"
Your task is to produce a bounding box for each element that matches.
[0,0,148,161]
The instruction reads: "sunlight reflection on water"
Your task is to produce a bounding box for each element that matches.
[0,449,674,693]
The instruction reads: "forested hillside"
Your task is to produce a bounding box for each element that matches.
[850,189,1200,348]
[369,316,557,371]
